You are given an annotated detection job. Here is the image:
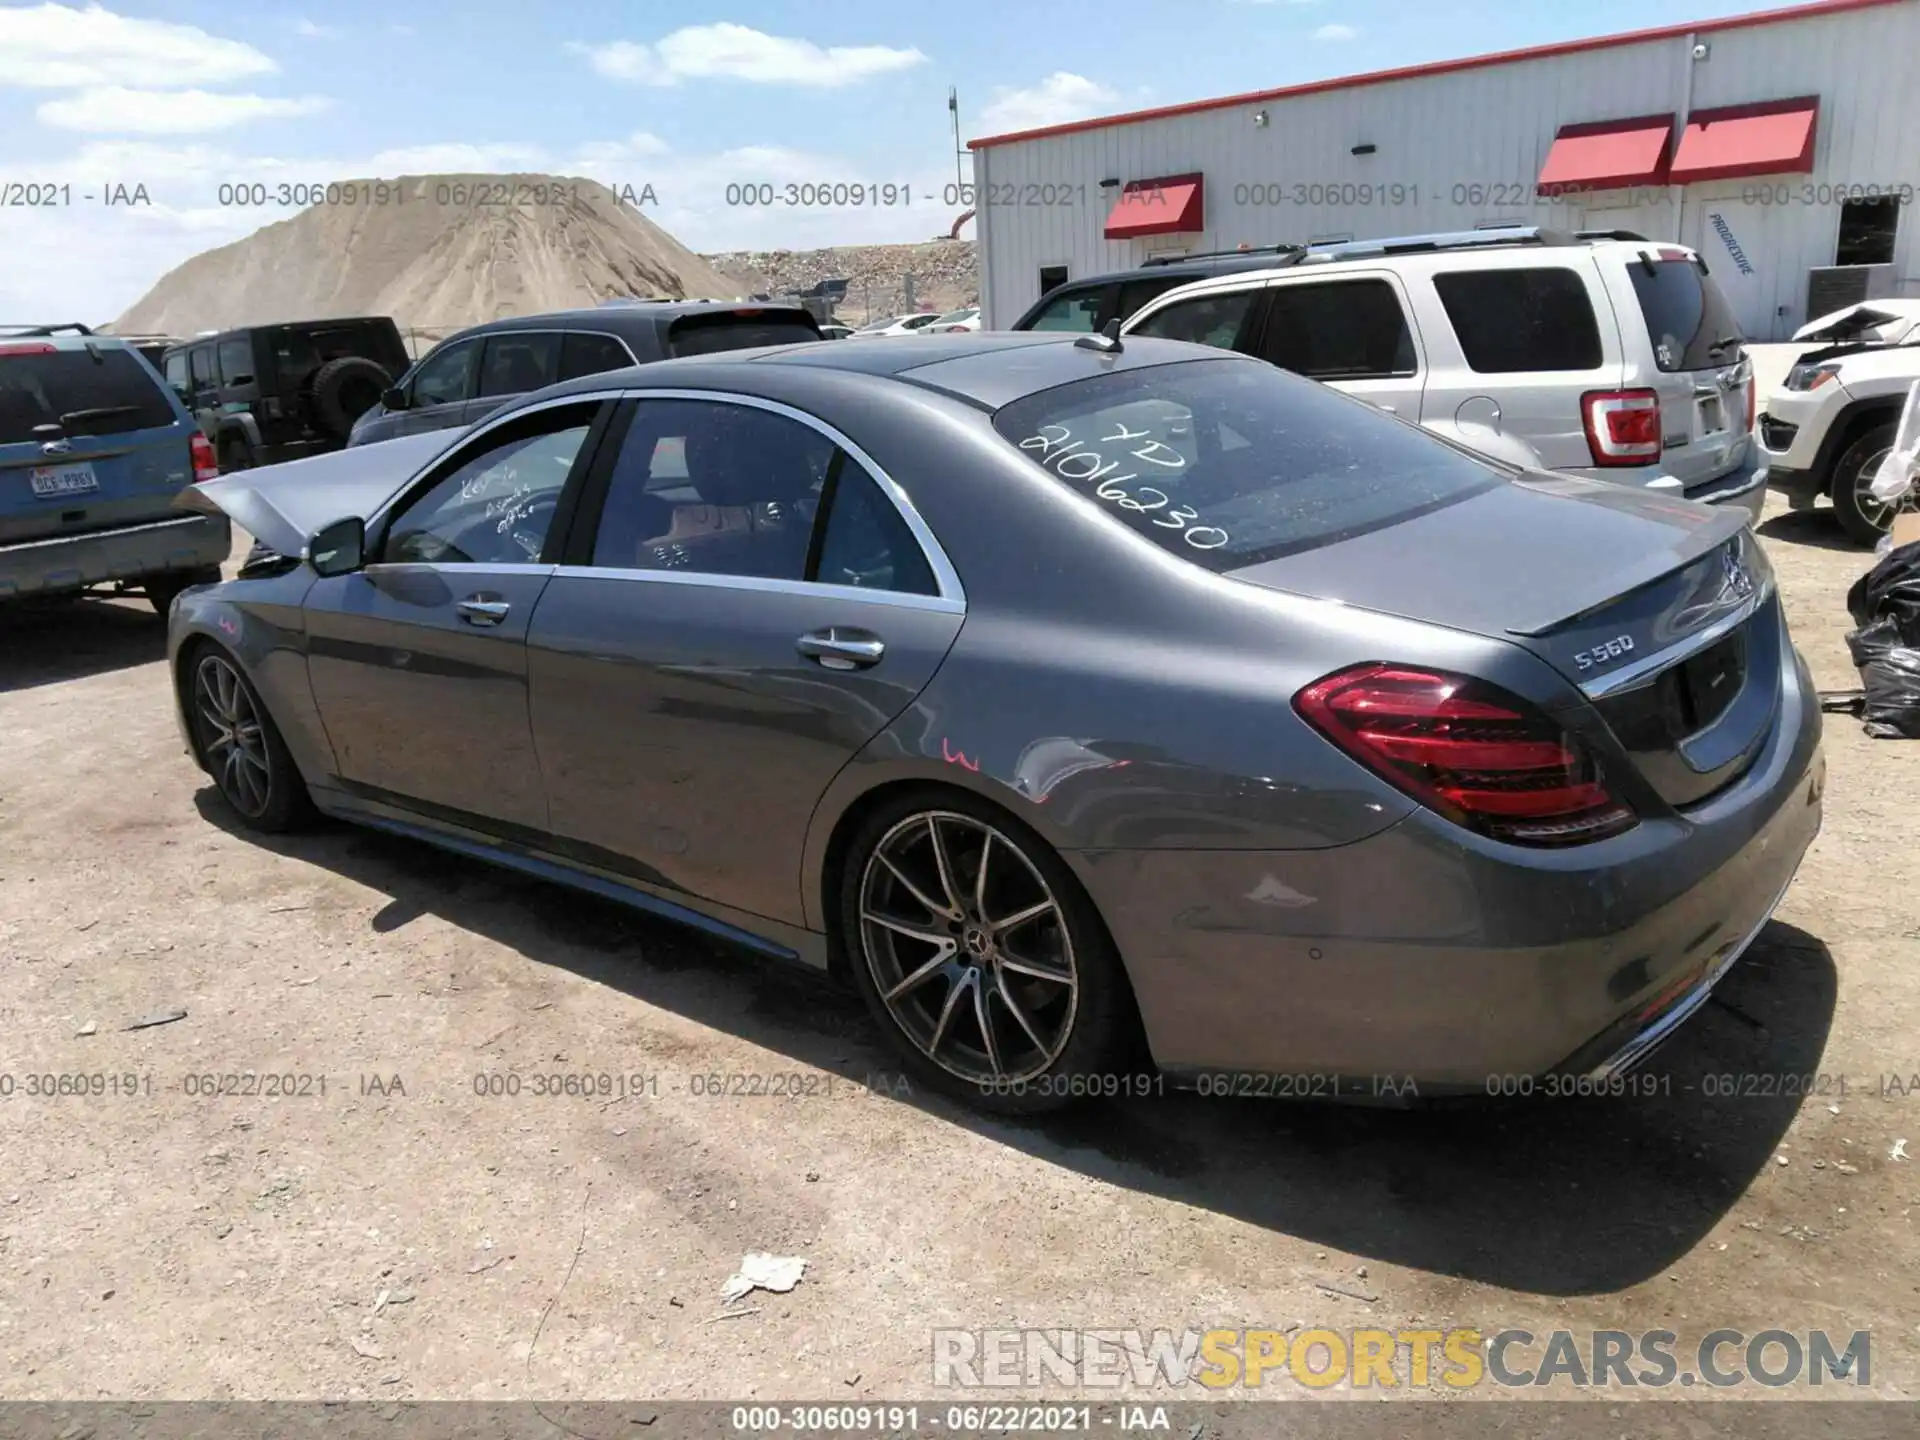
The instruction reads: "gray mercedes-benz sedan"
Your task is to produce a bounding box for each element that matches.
[167,333,1825,1113]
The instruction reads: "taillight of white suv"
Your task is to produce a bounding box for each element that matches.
[1581,388,1663,467]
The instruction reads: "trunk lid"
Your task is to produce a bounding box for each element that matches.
[0,342,193,544]
[1229,474,1776,807]
[1619,252,1756,497]
[175,427,460,557]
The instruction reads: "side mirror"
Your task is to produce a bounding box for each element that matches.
[307,516,366,577]
[381,386,410,411]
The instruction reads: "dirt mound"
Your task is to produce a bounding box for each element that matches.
[112,174,739,337]
[707,241,978,327]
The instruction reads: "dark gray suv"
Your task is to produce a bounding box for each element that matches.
[347,302,825,447]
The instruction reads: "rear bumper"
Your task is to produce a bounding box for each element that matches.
[1069,641,1824,1092]
[1562,443,1767,524]
[0,513,230,600]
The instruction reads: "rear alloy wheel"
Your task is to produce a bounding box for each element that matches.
[186,647,314,832]
[841,795,1134,1113]
[1830,423,1910,547]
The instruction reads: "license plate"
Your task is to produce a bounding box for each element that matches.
[1698,397,1726,435]
[29,462,98,497]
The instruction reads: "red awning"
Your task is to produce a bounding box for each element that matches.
[1104,173,1204,239]
[1536,114,1674,194]
[1669,95,1819,184]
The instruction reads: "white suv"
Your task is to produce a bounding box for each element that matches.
[1120,227,1766,521]
[1760,304,1920,545]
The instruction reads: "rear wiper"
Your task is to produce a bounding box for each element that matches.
[1706,336,1743,357]
[58,404,143,427]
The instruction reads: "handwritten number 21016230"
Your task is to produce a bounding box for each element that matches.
[1019,425,1229,550]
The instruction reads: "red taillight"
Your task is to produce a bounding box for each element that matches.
[0,342,57,356]
[1581,388,1663,467]
[190,432,219,482]
[1293,663,1637,847]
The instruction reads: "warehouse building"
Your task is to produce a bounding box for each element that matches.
[967,0,1919,339]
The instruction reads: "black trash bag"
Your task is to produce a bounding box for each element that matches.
[1846,540,1920,643]
[1845,618,1920,738]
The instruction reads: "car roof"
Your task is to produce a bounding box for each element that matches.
[520,331,1243,412]
[431,301,817,350]
[2,332,139,353]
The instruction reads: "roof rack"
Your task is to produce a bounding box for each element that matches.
[1139,243,1304,268]
[0,322,96,336]
[1298,226,1582,263]
[1574,229,1651,242]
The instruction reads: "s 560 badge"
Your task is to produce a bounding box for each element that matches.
[1574,634,1635,671]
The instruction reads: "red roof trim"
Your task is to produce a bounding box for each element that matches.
[1536,112,1676,194]
[968,0,1899,150]
[1669,94,1820,182]
[1104,172,1205,239]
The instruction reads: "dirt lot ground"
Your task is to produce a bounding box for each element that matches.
[3,493,1919,1414]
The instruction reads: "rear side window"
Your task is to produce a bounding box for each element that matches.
[1024,288,1107,332]
[217,338,256,384]
[1627,257,1745,372]
[992,357,1500,572]
[1115,276,1190,324]
[667,314,820,357]
[558,331,634,380]
[1433,267,1603,372]
[0,346,178,444]
[163,352,189,393]
[1129,291,1257,349]
[477,332,560,397]
[1259,279,1417,380]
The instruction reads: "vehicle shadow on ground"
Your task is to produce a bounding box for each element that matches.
[0,597,165,692]
[196,790,1837,1298]
[1757,508,1864,556]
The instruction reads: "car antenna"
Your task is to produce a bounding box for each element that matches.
[1075,318,1123,354]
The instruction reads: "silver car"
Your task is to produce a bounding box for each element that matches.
[168,334,1823,1113]
[1124,227,1769,521]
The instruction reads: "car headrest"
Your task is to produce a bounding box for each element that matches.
[684,408,824,509]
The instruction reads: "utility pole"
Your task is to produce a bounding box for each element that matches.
[949,88,965,192]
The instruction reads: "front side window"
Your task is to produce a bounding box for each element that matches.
[993,357,1500,572]
[477,332,560,398]
[188,348,214,388]
[1433,267,1603,372]
[1259,279,1417,380]
[164,352,189,395]
[380,405,597,565]
[1129,291,1257,350]
[410,338,481,407]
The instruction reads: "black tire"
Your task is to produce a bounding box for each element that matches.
[1829,423,1901,547]
[181,641,316,833]
[145,566,222,616]
[310,357,393,441]
[836,787,1138,1115]
[218,434,256,471]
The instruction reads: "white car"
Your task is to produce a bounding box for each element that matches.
[853,312,943,337]
[1792,299,1920,345]
[1761,316,1920,545]
[922,307,981,334]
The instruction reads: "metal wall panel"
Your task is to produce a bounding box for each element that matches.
[975,1,1920,339]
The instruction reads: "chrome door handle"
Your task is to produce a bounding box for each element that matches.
[796,629,884,670]
[457,597,511,626]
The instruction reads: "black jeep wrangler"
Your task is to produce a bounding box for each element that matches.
[160,317,411,470]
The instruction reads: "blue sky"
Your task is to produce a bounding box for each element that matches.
[0,0,1795,318]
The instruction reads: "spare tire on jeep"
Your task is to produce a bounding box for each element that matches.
[310,356,393,440]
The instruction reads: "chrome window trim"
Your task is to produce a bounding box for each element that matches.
[547,563,965,616]
[472,327,643,398]
[603,386,967,606]
[1579,579,1773,700]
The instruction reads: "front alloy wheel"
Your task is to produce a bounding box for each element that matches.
[185,646,313,832]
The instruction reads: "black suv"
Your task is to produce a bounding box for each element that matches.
[347,301,825,448]
[1009,246,1307,333]
[161,317,410,470]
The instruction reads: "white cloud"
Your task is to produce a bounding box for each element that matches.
[0,3,277,88]
[1313,23,1360,40]
[567,23,926,88]
[294,18,338,39]
[36,86,331,133]
[365,141,548,173]
[572,130,671,164]
[976,73,1119,133]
